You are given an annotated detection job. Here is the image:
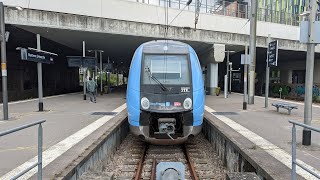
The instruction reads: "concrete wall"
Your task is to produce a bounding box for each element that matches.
[5,8,316,53]
[1,0,298,40]
[3,25,80,102]
[3,0,320,52]
[278,59,320,84]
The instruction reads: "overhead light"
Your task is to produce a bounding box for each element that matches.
[15,6,23,11]
[5,31,9,42]
[87,50,104,53]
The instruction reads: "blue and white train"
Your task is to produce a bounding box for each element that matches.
[126,40,204,145]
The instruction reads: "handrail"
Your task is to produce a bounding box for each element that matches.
[0,120,46,180]
[288,120,320,180]
[0,120,46,136]
[288,120,320,133]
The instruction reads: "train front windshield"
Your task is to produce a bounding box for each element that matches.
[142,54,191,85]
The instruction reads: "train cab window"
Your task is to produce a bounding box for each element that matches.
[142,54,190,85]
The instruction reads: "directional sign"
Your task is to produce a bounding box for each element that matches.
[83,57,96,68]
[20,48,55,64]
[67,56,97,68]
[240,54,250,65]
[67,56,82,67]
[267,40,278,67]
[103,63,113,71]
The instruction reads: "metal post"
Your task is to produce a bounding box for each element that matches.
[292,124,297,180]
[94,51,98,95]
[224,51,230,98]
[99,51,103,95]
[265,34,271,108]
[116,72,119,86]
[122,71,124,85]
[229,64,232,93]
[248,0,258,104]
[38,123,43,180]
[36,34,44,112]
[224,75,228,98]
[0,2,8,120]
[245,5,248,18]
[107,57,110,94]
[205,0,207,13]
[107,72,111,94]
[83,41,87,100]
[243,44,248,110]
[303,0,317,146]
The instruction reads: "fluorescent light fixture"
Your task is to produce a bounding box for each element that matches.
[87,50,104,52]
[15,6,23,11]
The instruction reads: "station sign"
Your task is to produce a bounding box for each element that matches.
[267,40,278,67]
[20,48,54,64]
[67,56,97,68]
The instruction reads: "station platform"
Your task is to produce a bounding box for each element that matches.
[0,90,126,179]
[1,90,319,179]
[205,93,320,179]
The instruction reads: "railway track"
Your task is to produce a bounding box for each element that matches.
[112,136,222,179]
[80,134,226,180]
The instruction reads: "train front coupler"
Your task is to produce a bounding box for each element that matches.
[154,118,176,140]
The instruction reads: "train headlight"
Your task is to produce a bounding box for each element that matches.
[183,98,192,110]
[141,97,150,110]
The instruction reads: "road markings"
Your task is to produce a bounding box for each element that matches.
[1,103,127,180]
[205,105,320,180]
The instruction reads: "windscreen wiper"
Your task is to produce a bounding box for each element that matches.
[145,67,168,91]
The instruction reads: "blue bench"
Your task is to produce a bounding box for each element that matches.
[271,103,298,115]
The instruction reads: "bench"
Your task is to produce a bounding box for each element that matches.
[271,103,298,115]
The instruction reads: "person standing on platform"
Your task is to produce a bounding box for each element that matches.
[87,77,97,103]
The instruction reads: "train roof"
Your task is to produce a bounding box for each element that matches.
[142,40,190,54]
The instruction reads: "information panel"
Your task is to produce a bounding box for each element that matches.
[67,56,97,68]
[268,40,278,67]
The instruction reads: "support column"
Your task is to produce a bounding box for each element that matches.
[287,70,293,84]
[36,34,43,112]
[207,63,219,95]
[248,0,258,104]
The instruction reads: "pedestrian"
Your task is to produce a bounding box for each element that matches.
[87,77,97,103]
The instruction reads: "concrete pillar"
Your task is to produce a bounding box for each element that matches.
[207,63,219,95]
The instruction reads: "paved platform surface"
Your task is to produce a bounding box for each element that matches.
[0,91,126,178]
[205,93,320,177]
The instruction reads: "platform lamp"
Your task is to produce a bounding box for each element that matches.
[0,3,23,120]
[224,50,235,98]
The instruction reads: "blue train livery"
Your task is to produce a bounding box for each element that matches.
[127,40,204,145]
